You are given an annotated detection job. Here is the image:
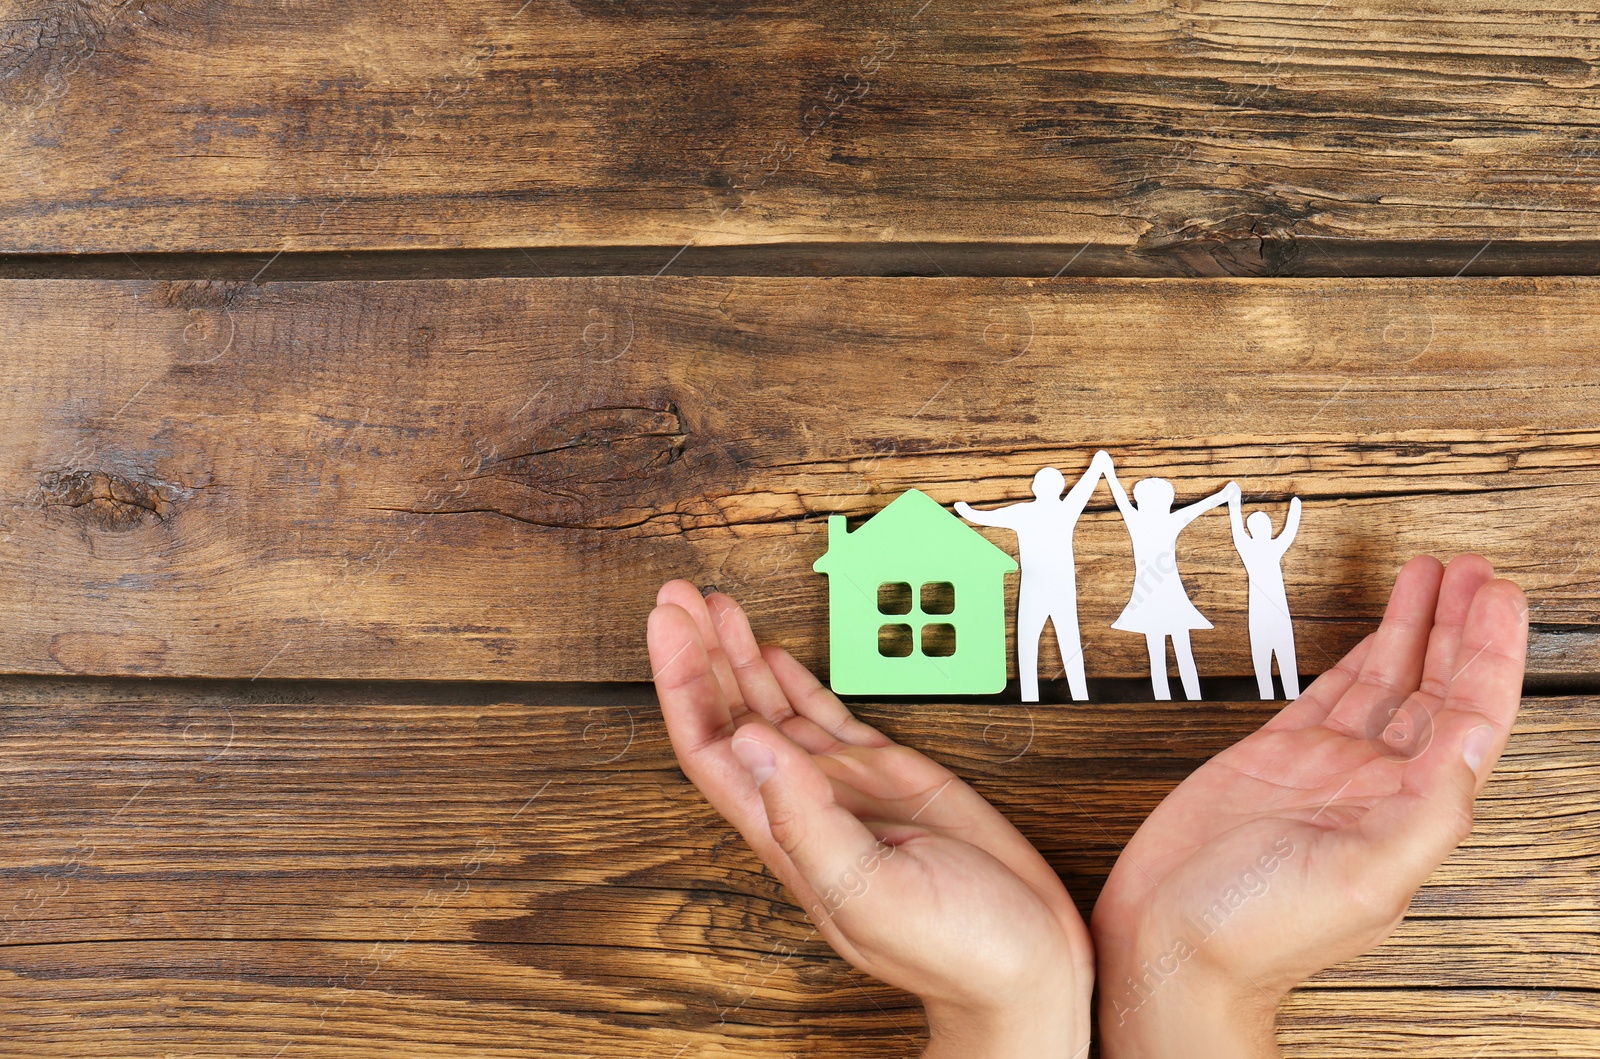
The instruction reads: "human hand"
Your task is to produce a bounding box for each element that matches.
[648,580,1092,1058]
[1092,449,1115,474]
[1090,554,1528,1058]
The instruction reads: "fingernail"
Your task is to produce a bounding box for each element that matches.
[731,735,777,786]
[1463,725,1495,774]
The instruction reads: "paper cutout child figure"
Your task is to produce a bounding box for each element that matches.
[956,450,1113,703]
[1101,452,1238,701]
[1228,493,1303,700]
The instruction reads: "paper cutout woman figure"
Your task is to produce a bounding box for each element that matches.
[1228,493,1303,700]
[1101,452,1238,701]
[956,450,1113,703]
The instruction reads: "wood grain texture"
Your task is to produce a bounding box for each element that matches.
[0,275,1596,684]
[2,1,1599,268]
[0,679,1594,1056]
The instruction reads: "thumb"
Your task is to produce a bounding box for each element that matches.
[1359,709,1502,896]
[729,725,884,923]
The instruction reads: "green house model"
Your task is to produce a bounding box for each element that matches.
[813,489,1018,695]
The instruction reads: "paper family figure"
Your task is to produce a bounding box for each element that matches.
[1102,462,1238,701]
[813,454,1302,701]
[1229,493,1303,700]
[955,450,1114,703]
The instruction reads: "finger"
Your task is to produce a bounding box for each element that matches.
[1322,555,1444,737]
[648,604,766,838]
[1366,557,1498,758]
[764,646,893,748]
[656,579,745,713]
[1261,633,1374,732]
[650,603,825,913]
[1415,554,1497,710]
[1435,578,1529,737]
[703,591,797,723]
[649,602,733,757]
[704,592,856,754]
[1349,579,1528,900]
[729,725,886,928]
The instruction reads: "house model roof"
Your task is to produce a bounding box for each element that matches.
[813,488,1019,575]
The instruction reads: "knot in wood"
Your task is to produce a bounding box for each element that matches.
[40,469,171,531]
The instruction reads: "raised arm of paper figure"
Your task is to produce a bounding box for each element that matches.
[1227,488,1248,549]
[954,500,1018,528]
[1064,450,1114,510]
[1276,496,1303,556]
[1098,451,1137,521]
[1176,479,1240,530]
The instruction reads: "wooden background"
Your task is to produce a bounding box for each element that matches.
[2,0,1597,1055]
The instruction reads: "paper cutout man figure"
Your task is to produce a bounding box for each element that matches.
[1229,493,1303,700]
[1102,454,1238,701]
[956,450,1112,703]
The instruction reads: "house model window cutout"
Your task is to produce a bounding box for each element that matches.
[813,489,1017,695]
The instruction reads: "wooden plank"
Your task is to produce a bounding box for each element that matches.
[1277,990,1600,1058]
[2,2,1599,265]
[1,955,1597,1059]
[1,275,1597,683]
[0,681,1594,1056]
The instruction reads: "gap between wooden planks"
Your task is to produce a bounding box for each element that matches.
[7,244,1600,283]
[0,276,1596,685]
[0,680,1593,1057]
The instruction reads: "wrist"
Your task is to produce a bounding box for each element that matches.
[922,977,1089,1059]
[1097,958,1282,1059]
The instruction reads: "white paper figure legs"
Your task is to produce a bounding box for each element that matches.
[1141,629,1203,701]
[1249,616,1300,700]
[1230,494,1303,700]
[1017,582,1088,703]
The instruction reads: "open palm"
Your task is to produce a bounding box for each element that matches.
[648,580,1092,1050]
[1092,554,1529,1013]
